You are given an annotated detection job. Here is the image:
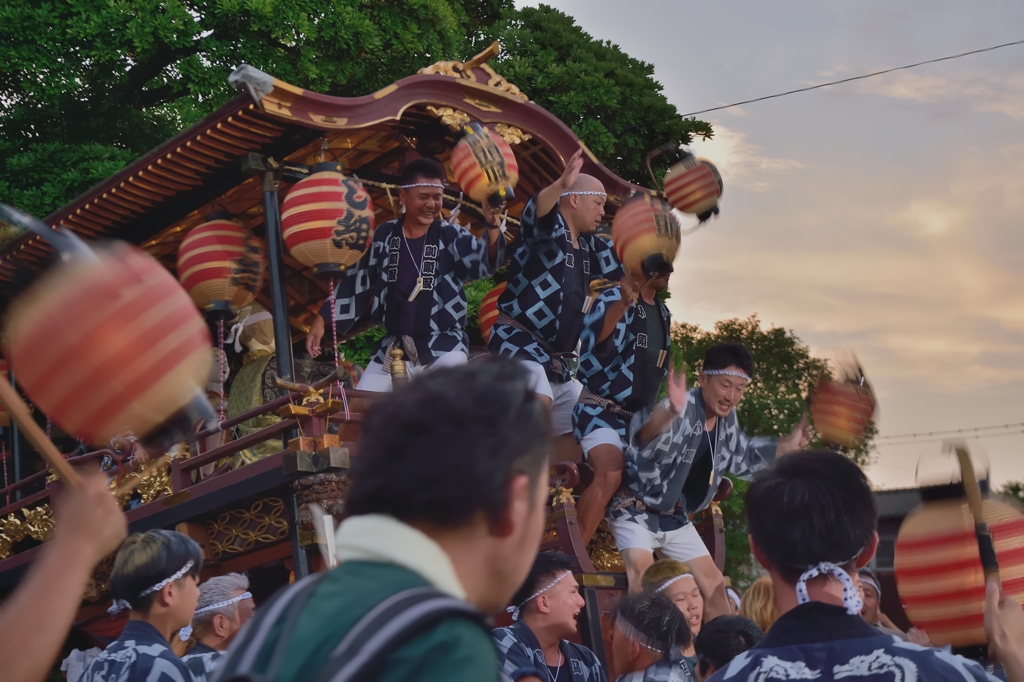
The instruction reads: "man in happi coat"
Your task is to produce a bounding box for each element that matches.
[81,530,203,682]
[492,552,606,682]
[306,157,503,390]
[611,343,809,619]
[611,592,694,682]
[180,573,255,682]
[489,148,623,459]
[572,268,671,547]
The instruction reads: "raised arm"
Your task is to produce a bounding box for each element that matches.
[637,365,688,448]
[535,148,583,219]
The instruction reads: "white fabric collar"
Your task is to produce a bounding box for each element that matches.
[334,514,467,600]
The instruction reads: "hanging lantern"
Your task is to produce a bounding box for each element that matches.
[646,144,723,222]
[4,243,214,451]
[895,490,1024,647]
[611,195,681,280]
[176,214,266,318]
[281,162,376,279]
[478,282,507,343]
[450,123,519,207]
[810,358,876,448]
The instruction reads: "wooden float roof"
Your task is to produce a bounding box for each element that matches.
[0,43,650,335]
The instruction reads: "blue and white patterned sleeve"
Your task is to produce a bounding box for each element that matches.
[318,237,380,336]
[450,224,504,282]
[590,235,624,281]
[518,196,562,251]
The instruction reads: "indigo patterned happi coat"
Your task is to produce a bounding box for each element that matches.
[612,386,778,533]
[80,621,195,682]
[489,196,623,383]
[574,286,672,443]
[181,643,222,682]
[321,217,503,365]
[492,621,607,682]
[616,658,695,682]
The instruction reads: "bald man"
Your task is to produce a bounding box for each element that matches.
[489,149,624,460]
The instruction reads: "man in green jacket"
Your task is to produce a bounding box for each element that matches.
[217,357,553,682]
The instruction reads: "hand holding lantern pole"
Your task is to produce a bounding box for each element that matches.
[0,378,80,486]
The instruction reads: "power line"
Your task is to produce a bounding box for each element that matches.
[874,421,1024,441]
[877,431,1024,447]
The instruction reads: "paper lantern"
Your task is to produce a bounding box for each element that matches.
[176,215,266,318]
[810,376,876,447]
[895,492,1024,647]
[450,123,519,207]
[281,162,376,279]
[478,282,507,343]
[663,152,723,222]
[4,243,214,451]
[611,195,681,279]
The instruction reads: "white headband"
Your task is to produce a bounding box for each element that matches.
[859,575,881,598]
[654,573,695,594]
[796,562,863,615]
[614,614,666,654]
[726,587,741,609]
[400,183,445,190]
[560,191,606,197]
[226,311,272,353]
[178,591,253,641]
[506,570,572,622]
[703,369,751,381]
[108,560,195,615]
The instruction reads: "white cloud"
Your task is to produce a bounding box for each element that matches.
[687,124,803,192]
[853,69,1024,120]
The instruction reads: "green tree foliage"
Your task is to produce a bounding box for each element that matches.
[1000,481,1024,506]
[671,316,876,585]
[490,4,713,186]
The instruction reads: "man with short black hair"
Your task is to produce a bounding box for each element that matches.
[81,530,204,682]
[710,450,1021,681]
[611,592,694,681]
[692,616,762,681]
[218,358,552,682]
[610,342,808,615]
[306,157,503,390]
[492,552,606,682]
[489,149,624,458]
[180,573,254,682]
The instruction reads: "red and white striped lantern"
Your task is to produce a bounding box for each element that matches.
[176,215,266,318]
[478,282,507,343]
[663,152,723,222]
[810,376,876,448]
[611,195,681,279]
[4,243,213,450]
[450,123,519,207]
[895,494,1024,647]
[281,162,376,279]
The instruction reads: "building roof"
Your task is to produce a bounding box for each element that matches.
[874,487,922,519]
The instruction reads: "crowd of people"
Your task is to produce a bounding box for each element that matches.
[1,150,1023,682]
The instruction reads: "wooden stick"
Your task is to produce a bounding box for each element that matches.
[0,377,80,486]
[956,445,1002,591]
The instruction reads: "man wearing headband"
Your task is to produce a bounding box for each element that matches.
[573,266,671,546]
[492,552,606,682]
[609,343,809,619]
[306,157,504,391]
[712,450,1008,681]
[489,148,624,459]
[641,559,703,674]
[612,592,694,681]
[81,530,203,682]
[180,573,255,682]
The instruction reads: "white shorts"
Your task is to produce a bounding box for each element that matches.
[607,517,711,561]
[580,427,625,457]
[357,349,467,392]
[519,360,582,435]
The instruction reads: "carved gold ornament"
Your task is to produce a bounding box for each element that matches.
[494,123,532,145]
[587,521,625,573]
[0,503,54,560]
[203,497,289,559]
[425,106,471,133]
[418,42,529,102]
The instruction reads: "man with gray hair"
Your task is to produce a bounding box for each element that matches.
[180,573,254,682]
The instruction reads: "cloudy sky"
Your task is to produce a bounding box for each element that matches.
[520,0,1024,489]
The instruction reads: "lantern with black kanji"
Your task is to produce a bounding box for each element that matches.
[281,162,376,279]
[895,484,1024,647]
[810,357,877,448]
[478,282,507,343]
[450,123,519,208]
[176,214,266,318]
[611,194,682,280]
[3,243,214,451]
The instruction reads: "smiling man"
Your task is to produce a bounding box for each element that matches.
[492,552,607,682]
[306,157,503,390]
[609,343,809,619]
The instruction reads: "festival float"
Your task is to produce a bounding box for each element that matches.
[0,43,731,669]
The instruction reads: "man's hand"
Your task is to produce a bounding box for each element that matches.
[906,627,932,646]
[52,472,127,566]
[667,364,688,415]
[985,576,1024,678]
[556,148,584,193]
[619,271,641,306]
[306,314,325,358]
[777,412,810,456]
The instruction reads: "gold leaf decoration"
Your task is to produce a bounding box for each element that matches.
[424,106,471,133]
[203,497,289,560]
[494,123,532,145]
